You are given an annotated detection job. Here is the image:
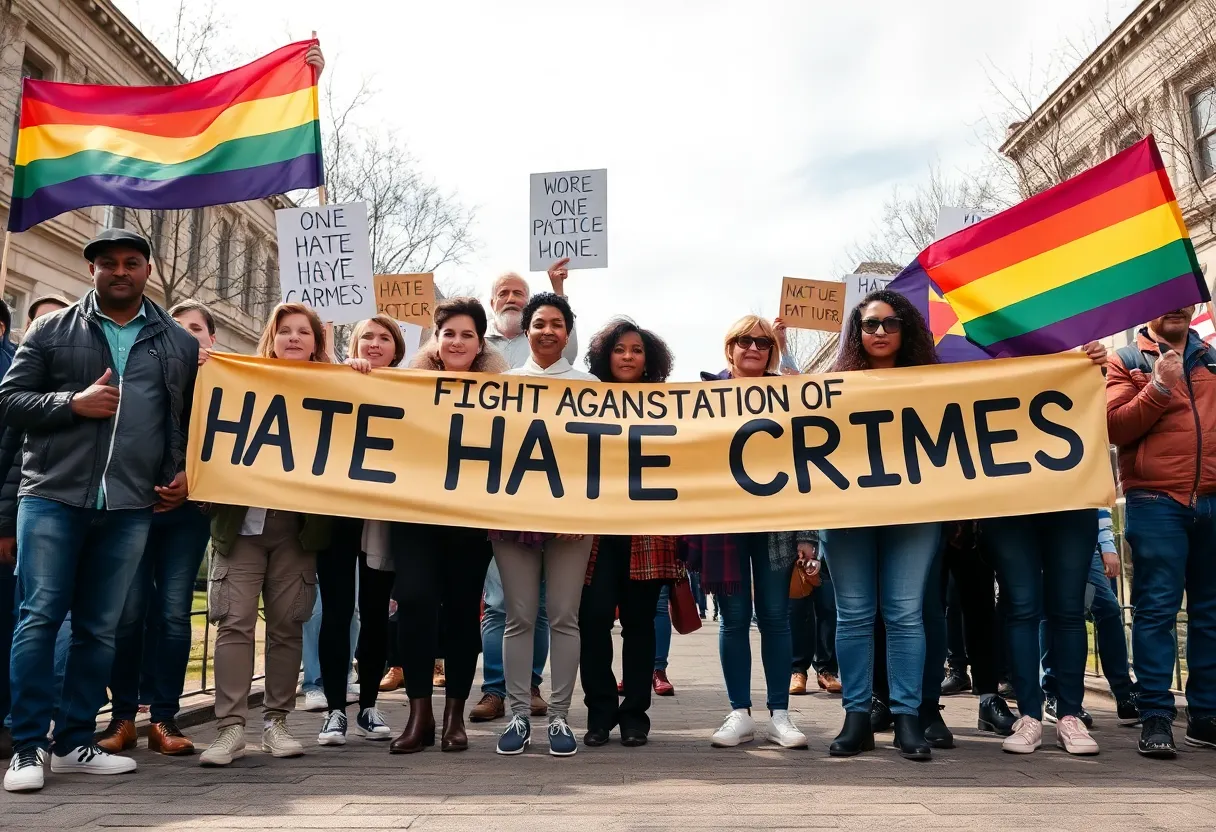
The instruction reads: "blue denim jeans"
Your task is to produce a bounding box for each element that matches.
[1126,492,1216,720]
[1041,548,1134,702]
[481,558,547,696]
[654,584,671,671]
[717,534,795,712]
[824,523,941,715]
[109,505,211,723]
[10,497,152,753]
[301,573,359,693]
[3,580,70,730]
[983,509,1095,721]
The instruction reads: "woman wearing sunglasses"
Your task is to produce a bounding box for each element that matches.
[688,315,816,750]
[820,290,943,761]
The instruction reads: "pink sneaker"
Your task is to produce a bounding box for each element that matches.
[1056,715,1099,755]
[1002,716,1042,754]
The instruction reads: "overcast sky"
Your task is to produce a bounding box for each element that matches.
[119,0,1134,378]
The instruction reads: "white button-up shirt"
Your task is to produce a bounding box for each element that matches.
[507,356,598,381]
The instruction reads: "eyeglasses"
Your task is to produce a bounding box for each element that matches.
[735,335,774,351]
[859,316,902,335]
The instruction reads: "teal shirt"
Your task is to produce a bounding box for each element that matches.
[95,300,148,508]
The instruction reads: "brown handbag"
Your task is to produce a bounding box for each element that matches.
[789,557,822,599]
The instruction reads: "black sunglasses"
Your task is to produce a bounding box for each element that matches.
[736,335,775,351]
[859,316,902,335]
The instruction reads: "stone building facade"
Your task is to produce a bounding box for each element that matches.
[0,0,289,352]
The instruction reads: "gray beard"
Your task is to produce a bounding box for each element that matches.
[495,309,522,337]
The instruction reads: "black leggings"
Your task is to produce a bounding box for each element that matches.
[317,518,395,712]
[392,524,492,700]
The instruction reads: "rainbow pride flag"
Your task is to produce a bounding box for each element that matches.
[8,41,323,233]
[922,136,1210,358]
[888,260,991,363]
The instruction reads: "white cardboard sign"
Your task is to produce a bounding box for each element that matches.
[843,273,895,317]
[276,201,377,326]
[934,206,994,241]
[395,321,424,367]
[529,168,607,271]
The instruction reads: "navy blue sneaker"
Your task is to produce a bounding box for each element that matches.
[496,715,531,756]
[548,718,577,757]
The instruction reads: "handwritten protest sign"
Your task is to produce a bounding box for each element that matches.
[396,321,424,366]
[375,273,435,327]
[529,169,607,271]
[843,273,895,317]
[275,202,376,326]
[935,206,994,241]
[781,277,844,332]
[189,353,1114,535]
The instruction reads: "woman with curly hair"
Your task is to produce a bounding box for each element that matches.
[821,290,942,761]
[578,320,682,748]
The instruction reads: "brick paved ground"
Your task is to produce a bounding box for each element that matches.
[2,623,1215,831]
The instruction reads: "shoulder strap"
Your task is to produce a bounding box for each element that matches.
[1116,343,1155,375]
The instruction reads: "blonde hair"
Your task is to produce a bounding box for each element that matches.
[256,303,330,362]
[723,315,780,375]
[348,314,407,366]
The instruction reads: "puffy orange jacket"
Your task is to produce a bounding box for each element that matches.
[1106,328,1216,506]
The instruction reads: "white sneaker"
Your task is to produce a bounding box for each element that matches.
[4,748,47,792]
[1056,715,1099,755]
[49,744,137,775]
[1002,716,1043,754]
[317,710,348,746]
[302,689,328,712]
[200,725,246,767]
[711,709,755,748]
[766,710,808,748]
[262,718,305,758]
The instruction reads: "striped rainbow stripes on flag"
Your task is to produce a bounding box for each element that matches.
[922,136,1210,358]
[8,40,323,233]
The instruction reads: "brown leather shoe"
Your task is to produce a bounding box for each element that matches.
[469,693,505,722]
[148,720,195,755]
[530,687,548,717]
[95,718,136,753]
[818,671,843,694]
[379,666,404,692]
[389,698,435,754]
[790,672,808,695]
[441,698,468,752]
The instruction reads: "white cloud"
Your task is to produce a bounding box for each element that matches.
[120,0,1135,377]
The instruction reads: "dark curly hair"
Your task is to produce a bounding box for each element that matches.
[585,318,675,382]
[830,289,939,372]
[434,296,489,340]
[522,291,574,332]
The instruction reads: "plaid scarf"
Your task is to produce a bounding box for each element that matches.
[585,535,682,585]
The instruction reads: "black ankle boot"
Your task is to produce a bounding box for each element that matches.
[919,703,954,749]
[892,713,931,760]
[830,712,875,757]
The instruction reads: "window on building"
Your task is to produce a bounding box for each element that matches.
[216,219,232,299]
[3,287,26,333]
[150,210,166,263]
[263,252,278,321]
[187,208,204,278]
[9,56,45,163]
[102,205,126,229]
[1115,130,1140,154]
[1190,86,1216,179]
[241,239,257,315]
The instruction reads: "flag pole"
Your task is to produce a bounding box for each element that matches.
[0,230,11,299]
[310,30,337,360]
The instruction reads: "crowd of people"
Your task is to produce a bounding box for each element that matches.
[0,219,1212,795]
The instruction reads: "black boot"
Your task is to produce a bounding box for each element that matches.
[830,712,875,757]
[919,703,954,749]
[892,713,931,760]
[869,695,893,733]
[977,694,1017,737]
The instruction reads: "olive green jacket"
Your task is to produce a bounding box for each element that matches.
[209,504,332,557]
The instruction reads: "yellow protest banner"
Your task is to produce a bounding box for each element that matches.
[374,273,435,326]
[187,353,1115,535]
[781,277,844,332]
